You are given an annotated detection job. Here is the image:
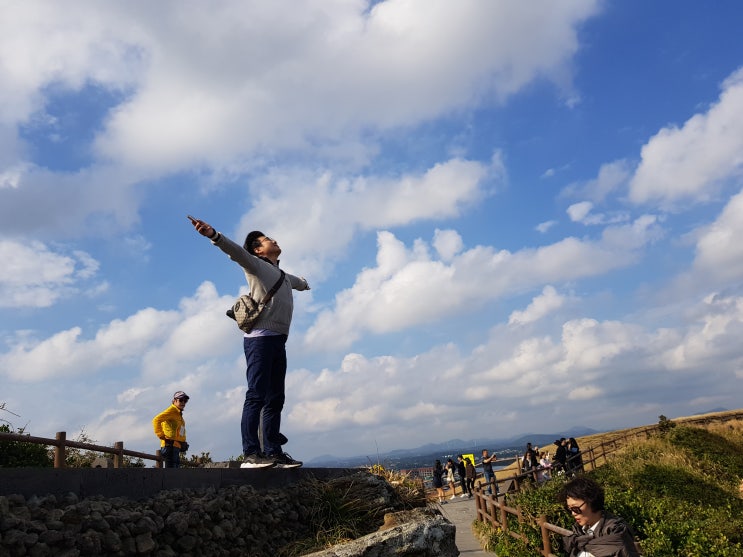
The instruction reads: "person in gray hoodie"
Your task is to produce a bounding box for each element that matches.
[190,217,310,469]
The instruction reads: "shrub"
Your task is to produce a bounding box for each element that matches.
[657,414,676,434]
[0,424,53,467]
[483,423,743,556]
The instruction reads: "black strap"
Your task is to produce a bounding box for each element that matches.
[259,270,285,305]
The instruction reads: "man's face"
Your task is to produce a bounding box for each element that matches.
[255,236,281,257]
[173,398,188,410]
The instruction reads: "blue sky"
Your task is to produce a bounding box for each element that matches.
[2,0,743,463]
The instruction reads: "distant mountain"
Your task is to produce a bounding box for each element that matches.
[504,426,598,450]
[306,426,601,468]
[699,407,728,414]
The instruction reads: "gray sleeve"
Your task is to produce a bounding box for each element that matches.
[287,273,310,291]
[211,233,260,274]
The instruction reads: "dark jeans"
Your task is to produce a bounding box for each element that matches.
[161,445,180,468]
[459,476,469,495]
[483,469,494,494]
[242,334,288,456]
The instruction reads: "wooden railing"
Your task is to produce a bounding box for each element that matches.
[473,410,743,555]
[0,430,162,468]
[475,486,570,557]
[494,409,743,495]
[471,424,660,555]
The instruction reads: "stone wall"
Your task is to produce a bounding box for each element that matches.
[0,471,457,557]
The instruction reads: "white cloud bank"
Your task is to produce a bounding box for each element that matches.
[630,67,743,207]
[305,215,661,351]
[0,1,600,237]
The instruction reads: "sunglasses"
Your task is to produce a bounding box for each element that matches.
[567,501,587,515]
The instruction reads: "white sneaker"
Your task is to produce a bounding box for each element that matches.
[239,453,276,469]
[450,495,456,500]
[460,494,467,498]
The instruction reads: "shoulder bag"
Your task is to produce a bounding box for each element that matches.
[226,270,285,333]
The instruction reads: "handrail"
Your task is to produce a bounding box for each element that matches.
[0,430,162,468]
[475,487,571,556]
[473,410,743,555]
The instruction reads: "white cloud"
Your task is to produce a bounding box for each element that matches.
[629,66,743,207]
[567,201,593,222]
[0,165,146,238]
[692,188,743,282]
[567,200,630,226]
[0,2,601,243]
[660,293,743,371]
[3,281,742,462]
[304,217,660,351]
[0,281,234,381]
[234,157,494,279]
[509,285,565,326]
[0,164,29,189]
[91,1,600,170]
[567,385,603,400]
[0,1,600,173]
[557,318,642,373]
[291,292,743,455]
[432,229,464,262]
[563,159,632,203]
[536,220,558,233]
[0,240,101,308]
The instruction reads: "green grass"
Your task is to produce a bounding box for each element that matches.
[478,421,743,557]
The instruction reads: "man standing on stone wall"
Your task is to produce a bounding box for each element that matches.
[189,216,310,469]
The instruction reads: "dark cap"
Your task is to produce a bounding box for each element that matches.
[173,391,190,401]
[243,231,266,253]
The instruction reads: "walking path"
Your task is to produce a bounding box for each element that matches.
[436,495,490,556]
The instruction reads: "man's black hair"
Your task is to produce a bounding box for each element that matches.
[558,476,605,512]
[244,230,266,254]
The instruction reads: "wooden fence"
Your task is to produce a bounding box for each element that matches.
[0,430,162,468]
[475,487,571,557]
[472,410,743,555]
[473,432,641,556]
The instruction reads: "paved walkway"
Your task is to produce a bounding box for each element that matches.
[435,495,491,556]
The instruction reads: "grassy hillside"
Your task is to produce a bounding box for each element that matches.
[475,417,743,557]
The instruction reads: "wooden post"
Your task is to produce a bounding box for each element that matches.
[499,502,508,534]
[474,485,483,521]
[155,448,163,468]
[538,515,551,557]
[587,447,595,472]
[489,495,499,528]
[113,441,124,468]
[54,431,66,468]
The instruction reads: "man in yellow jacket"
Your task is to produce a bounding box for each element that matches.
[152,391,189,468]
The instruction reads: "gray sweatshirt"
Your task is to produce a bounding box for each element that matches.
[212,233,309,335]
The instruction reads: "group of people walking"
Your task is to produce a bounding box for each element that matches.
[552,437,584,475]
[521,437,584,482]
[429,436,586,502]
[431,450,498,503]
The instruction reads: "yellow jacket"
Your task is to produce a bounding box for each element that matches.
[152,404,187,448]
